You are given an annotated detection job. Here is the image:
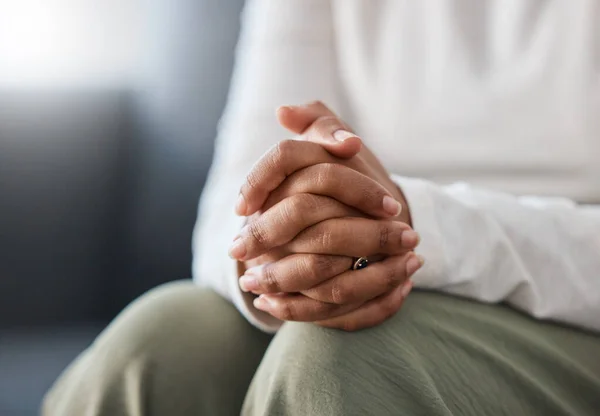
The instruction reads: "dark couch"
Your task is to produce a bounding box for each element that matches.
[0,1,245,414]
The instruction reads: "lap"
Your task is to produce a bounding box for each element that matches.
[44,281,600,415]
[244,290,600,416]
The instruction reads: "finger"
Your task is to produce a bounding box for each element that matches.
[277,102,396,189]
[303,115,363,158]
[230,194,360,261]
[276,101,336,134]
[277,102,362,159]
[287,217,420,257]
[265,163,403,219]
[315,280,414,332]
[253,292,361,322]
[238,254,353,294]
[301,252,424,304]
[279,102,399,201]
[236,140,358,216]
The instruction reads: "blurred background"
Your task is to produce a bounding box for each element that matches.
[0,0,245,414]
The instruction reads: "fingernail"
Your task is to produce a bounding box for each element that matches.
[228,238,247,260]
[382,195,402,216]
[401,280,414,298]
[235,193,247,216]
[332,129,358,142]
[253,295,273,311]
[401,230,420,247]
[239,275,259,292]
[279,105,297,112]
[406,254,424,276]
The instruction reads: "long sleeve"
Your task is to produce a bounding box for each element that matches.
[394,175,600,332]
[192,0,340,333]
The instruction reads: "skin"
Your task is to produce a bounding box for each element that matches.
[230,101,424,331]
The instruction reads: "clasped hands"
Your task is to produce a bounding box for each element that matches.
[229,102,423,331]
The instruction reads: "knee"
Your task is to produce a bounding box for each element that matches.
[92,282,220,360]
[52,282,231,387]
[259,291,455,376]
[261,303,424,371]
[245,294,448,415]
[44,282,268,416]
[262,316,420,384]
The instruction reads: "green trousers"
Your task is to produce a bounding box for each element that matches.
[43,281,600,416]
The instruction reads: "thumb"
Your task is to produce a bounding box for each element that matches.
[276,102,362,159]
[277,100,336,134]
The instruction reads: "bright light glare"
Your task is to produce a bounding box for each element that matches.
[0,0,143,87]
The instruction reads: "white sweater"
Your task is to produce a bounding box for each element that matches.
[192,0,600,333]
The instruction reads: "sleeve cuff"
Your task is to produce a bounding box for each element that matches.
[390,175,448,288]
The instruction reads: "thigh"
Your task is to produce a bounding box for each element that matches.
[43,281,272,416]
[244,290,600,416]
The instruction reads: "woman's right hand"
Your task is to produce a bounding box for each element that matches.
[230,102,424,330]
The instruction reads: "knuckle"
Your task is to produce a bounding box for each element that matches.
[319,229,335,250]
[314,301,336,319]
[340,319,358,332]
[314,163,338,188]
[378,223,391,249]
[383,265,401,290]
[245,169,261,192]
[300,254,323,279]
[270,140,295,170]
[310,255,336,277]
[286,194,321,223]
[278,301,297,321]
[330,281,349,305]
[386,225,407,252]
[299,255,320,281]
[275,139,295,161]
[303,222,336,251]
[277,197,298,225]
[354,185,378,208]
[296,193,322,211]
[247,222,270,248]
[262,264,281,292]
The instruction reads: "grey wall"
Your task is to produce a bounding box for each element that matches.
[0,90,132,326]
[120,0,245,296]
[0,0,246,327]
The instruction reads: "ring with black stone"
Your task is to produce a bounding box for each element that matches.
[352,257,369,271]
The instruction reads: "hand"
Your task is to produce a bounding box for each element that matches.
[244,250,422,326]
[239,207,422,296]
[236,101,412,226]
[231,102,421,331]
[237,194,422,330]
